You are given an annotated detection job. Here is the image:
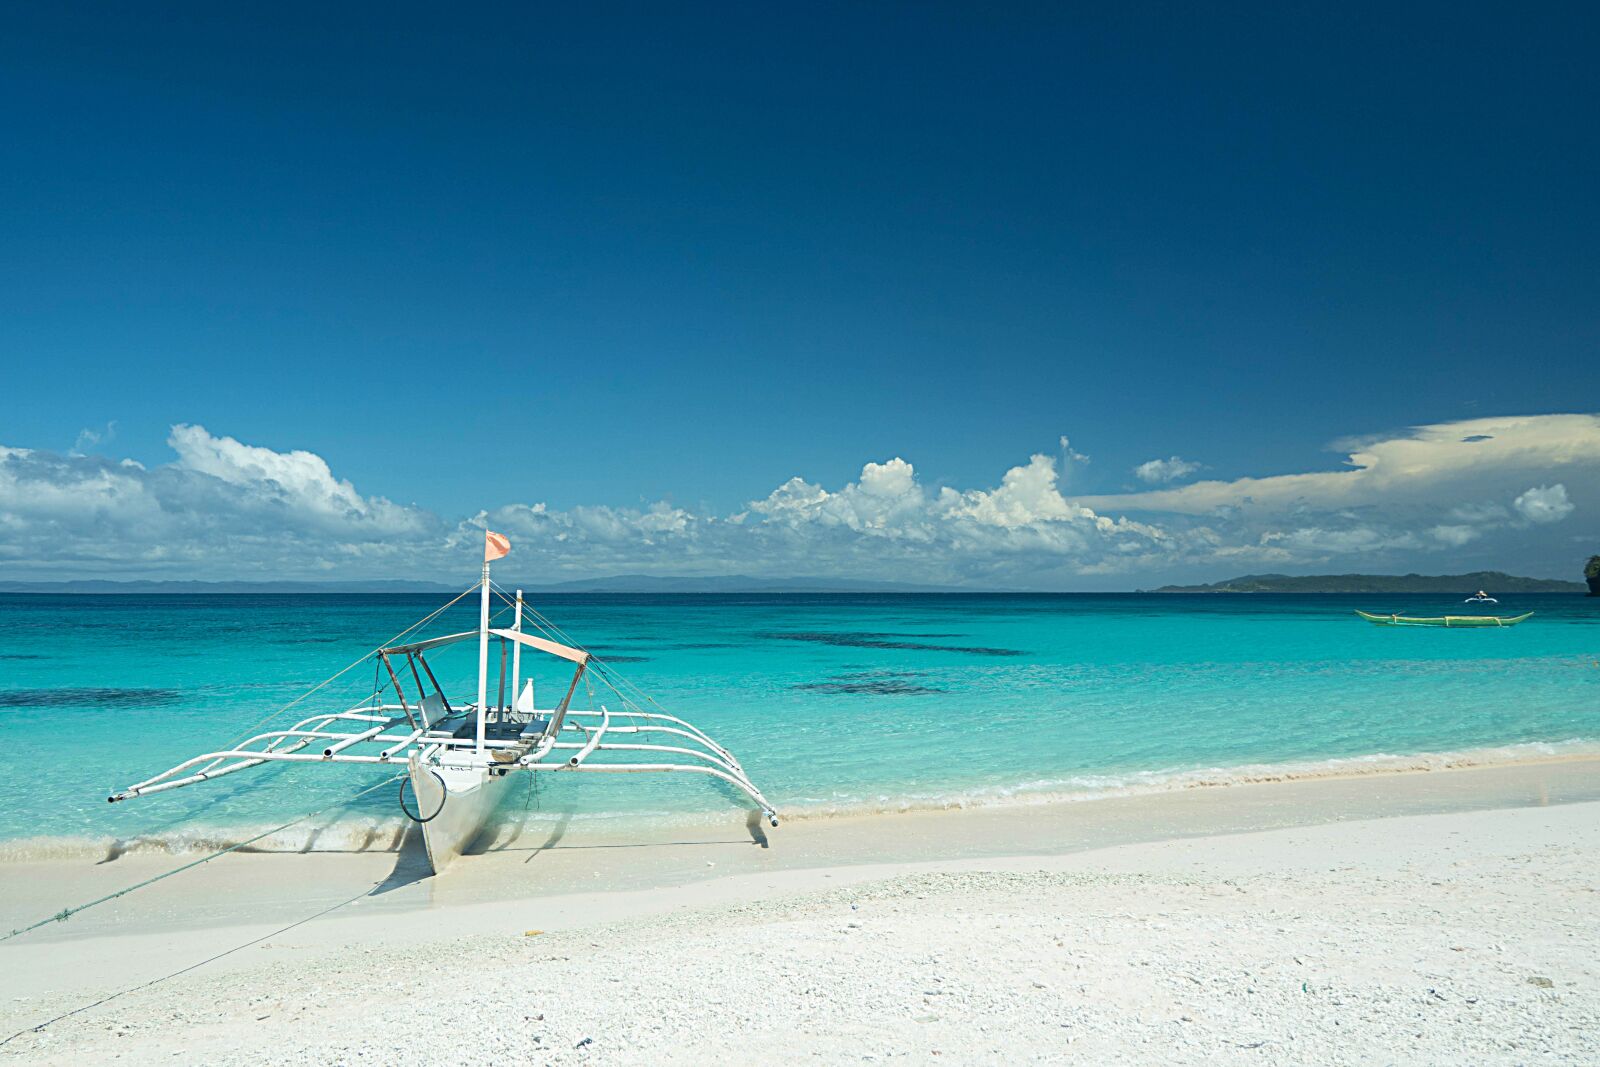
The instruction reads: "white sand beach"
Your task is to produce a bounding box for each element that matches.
[2,759,1598,1064]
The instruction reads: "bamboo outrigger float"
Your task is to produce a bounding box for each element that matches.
[109,532,778,874]
[1355,609,1534,627]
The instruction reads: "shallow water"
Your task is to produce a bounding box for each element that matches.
[0,591,1596,857]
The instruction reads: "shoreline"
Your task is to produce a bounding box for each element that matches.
[6,737,1599,864]
[0,757,1593,944]
[1,761,1596,1062]
[4,755,1598,940]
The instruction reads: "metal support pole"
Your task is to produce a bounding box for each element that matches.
[379,654,418,731]
[545,662,586,739]
[497,636,508,723]
[511,589,524,715]
[476,562,491,755]
[415,653,453,715]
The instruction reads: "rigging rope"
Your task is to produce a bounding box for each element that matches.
[489,585,747,775]
[213,582,481,754]
[1,772,405,945]
[486,581,654,716]
[152,587,524,788]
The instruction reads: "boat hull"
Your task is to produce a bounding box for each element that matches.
[1355,610,1533,627]
[408,752,511,874]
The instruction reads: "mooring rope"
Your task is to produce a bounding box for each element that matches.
[0,583,548,1044]
[0,877,384,1049]
[1,772,405,945]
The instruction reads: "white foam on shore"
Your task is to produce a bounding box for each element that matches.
[4,738,1598,862]
[0,816,416,864]
[776,737,1600,822]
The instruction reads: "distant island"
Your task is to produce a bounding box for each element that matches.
[5,570,1586,596]
[1153,571,1584,594]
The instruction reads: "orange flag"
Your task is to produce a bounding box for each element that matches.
[484,530,511,562]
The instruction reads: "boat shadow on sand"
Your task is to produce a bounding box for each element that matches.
[376,805,772,895]
[96,797,770,902]
[463,804,769,853]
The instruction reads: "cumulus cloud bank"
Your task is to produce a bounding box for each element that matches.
[165,425,430,536]
[1079,415,1600,517]
[1076,414,1596,574]
[0,426,440,577]
[0,414,1592,586]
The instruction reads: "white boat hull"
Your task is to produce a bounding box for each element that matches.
[408,751,510,874]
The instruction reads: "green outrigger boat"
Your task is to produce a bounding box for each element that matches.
[1356,610,1534,627]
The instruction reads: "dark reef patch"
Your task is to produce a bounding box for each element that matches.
[861,632,966,638]
[792,668,948,696]
[0,687,183,708]
[758,631,1023,657]
[794,679,946,696]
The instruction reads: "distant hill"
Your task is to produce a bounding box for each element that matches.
[5,571,1583,595]
[1153,571,1584,594]
[0,574,960,595]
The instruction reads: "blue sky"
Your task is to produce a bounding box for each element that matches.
[2,5,1596,586]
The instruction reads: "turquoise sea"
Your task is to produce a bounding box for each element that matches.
[1,591,1596,858]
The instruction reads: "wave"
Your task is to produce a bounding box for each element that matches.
[774,737,1600,821]
[3,738,1598,862]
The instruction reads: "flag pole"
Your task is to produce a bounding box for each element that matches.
[475,530,511,754]
[475,555,491,755]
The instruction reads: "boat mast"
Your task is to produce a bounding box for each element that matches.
[475,556,491,755]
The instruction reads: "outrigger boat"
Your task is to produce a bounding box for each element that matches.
[1355,610,1533,627]
[109,532,779,874]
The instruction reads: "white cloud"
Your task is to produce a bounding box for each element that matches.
[940,454,1081,528]
[474,451,1170,586]
[71,420,117,456]
[1260,526,1419,555]
[1430,524,1481,547]
[167,424,426,535]
[1070,414,1598,573]
[0,427,441,578]
[0,414,1593,586]
[1059,436,1091,465]
[1447,501,1510,524]
[747,454,1166,574]
[1078,415,1600,517]
[1513,484,1574,524]
[1134,456,1201,484]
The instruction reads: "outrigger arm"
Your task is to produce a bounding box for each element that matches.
[109,592,780,835]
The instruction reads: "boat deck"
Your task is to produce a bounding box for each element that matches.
[449,717,550,742]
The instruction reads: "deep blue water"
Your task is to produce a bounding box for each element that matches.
[0,592,1596,856]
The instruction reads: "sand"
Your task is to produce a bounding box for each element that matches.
[2,760,1598,1064]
